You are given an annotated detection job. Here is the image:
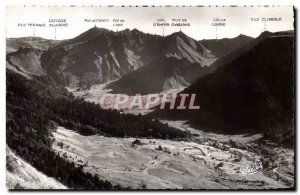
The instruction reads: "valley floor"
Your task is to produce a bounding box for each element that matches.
[51,126,294,190]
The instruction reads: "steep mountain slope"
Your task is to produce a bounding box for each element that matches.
[158,31,215,65]
[6,37,61,79]
[41,27,162,87]
[150,31,294,145]
[108,31,216,94]
[6,47,46,77]
[6,147,67,190]
[6,28,216,90]
[200,34,253,58]
[39,28,216,89]
[108,56,211,95]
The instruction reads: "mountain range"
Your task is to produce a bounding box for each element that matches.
[199,34,253,58]
[6,27,255,93]
[150,31,294,145]
[6,29,295,138]
[107,31,217,94]
[6,26,295,189]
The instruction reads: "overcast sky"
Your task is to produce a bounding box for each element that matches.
[6,6,294,40]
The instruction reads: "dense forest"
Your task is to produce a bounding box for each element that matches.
[6,70,190,189]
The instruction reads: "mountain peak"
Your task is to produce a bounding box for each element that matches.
[88,26,109,32]
[168,31,189,38]
[118,28,146,36]
[236,34,251,39]
[258,31,273,38]
[72,27,110,42]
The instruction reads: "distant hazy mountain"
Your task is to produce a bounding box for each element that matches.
[6,37,61,53]
[108,31,216,94]
[150,31,294,143]
[200,34,253,59]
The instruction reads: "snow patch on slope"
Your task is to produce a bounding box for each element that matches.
[124,48,143,70]
[104,53,121,80]
[162,71,189,91]
[110,51,121,69]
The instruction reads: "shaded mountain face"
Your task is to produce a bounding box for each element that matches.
[38,28,215,88]
[108,56,211,95]
[6,37,61,80]
[158,31,215,65]
[200,34,253,59]
[6,47,46,77]
[108,31,216,94]
[6,28,217,91]
[150,31,294,142]
[40,27,163,87]
[208,31,273,72]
